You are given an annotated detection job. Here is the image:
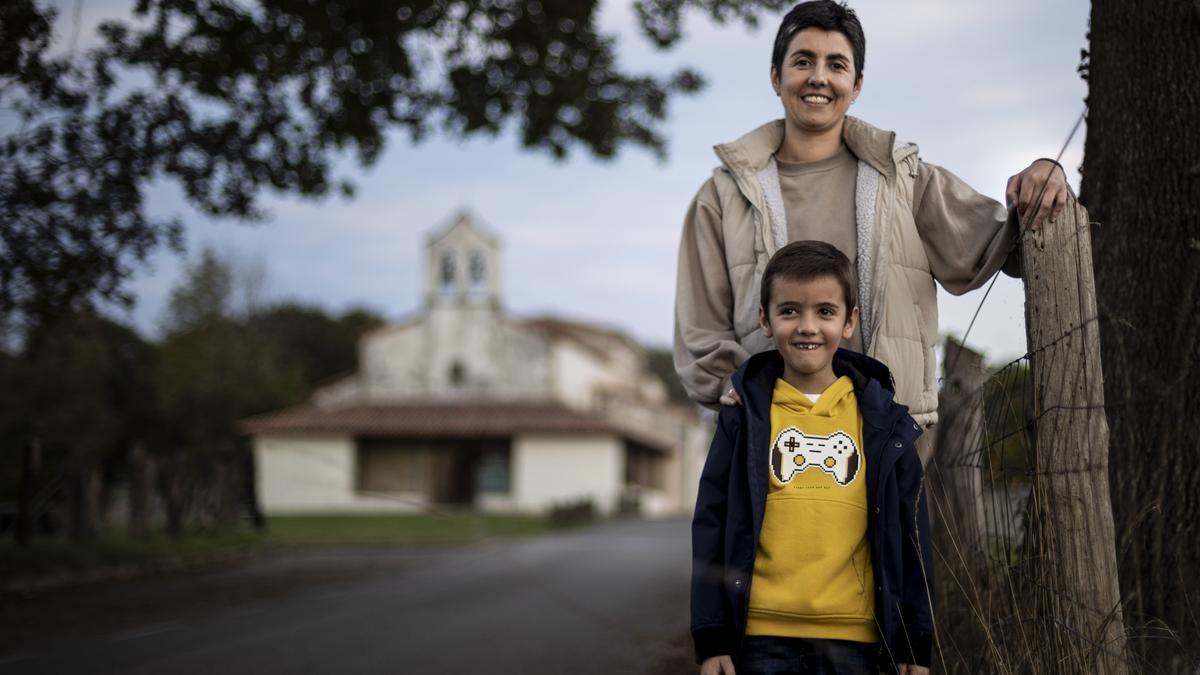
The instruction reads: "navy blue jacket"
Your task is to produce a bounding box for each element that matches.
[690,349,935,671]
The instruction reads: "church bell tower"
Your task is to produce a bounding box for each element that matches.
[424,210,501,310]
[421,210,503,396]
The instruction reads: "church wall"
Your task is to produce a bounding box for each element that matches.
[419,309,552,399]
[654,412,714,516]
[424,305,500,395]
[254,434,422,513]
[602,342,642,380]
[499,322,553,398]
[361,311,554,401]
[637,373,669,405]
[550,341,624,411]
[311,373,362,409]
[511,433,623,515]
[363,323,427,399]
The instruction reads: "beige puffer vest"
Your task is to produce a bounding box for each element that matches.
[710,117,939,425]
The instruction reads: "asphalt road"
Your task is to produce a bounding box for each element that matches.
[0,517,693,675]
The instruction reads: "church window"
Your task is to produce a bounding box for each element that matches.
[469,252,486,285]
[439,251,456,294]
[475,447,511,494]
[468,252,487,298]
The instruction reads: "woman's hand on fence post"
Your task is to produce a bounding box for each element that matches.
[1006,158,1070,230]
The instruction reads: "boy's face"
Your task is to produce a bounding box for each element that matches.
[759,274,858,391]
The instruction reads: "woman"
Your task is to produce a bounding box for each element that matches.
[673,0,1068,431]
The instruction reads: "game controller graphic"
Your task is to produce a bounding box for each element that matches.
[770,428,861,486]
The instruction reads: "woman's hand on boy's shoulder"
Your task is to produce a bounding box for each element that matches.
[700,654,736,675]
[719,387,742,407]
[897,664,930,675]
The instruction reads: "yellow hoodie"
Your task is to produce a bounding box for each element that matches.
[745,375,878,643]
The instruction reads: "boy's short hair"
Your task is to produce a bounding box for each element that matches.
[771,1,866,81]
[760,240,857,314]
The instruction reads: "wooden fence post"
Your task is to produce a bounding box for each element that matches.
[930,338,987,561]
[1021,201,1128,674]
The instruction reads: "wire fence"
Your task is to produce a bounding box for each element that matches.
[924,208,1191,674]
[913,101,1175,673]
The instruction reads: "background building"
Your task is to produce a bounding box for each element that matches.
[243,212,708,516]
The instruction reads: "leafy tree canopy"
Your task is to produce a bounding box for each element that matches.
[0,308,154,498]
[161,248,237,332]
[247,302,385,386]
[0,0,786,346]
[154,248,381,459]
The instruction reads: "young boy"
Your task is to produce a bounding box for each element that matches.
[691,241,934,675]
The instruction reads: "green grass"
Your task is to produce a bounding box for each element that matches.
[0,529,262,582]
[0,513,549,584]
[260,512,549,547]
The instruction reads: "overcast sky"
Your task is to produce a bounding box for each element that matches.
[63,0,1091,364]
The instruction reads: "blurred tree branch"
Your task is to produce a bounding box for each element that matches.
[0,0,783,346]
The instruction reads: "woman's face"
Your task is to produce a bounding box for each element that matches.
[771,28,862,139]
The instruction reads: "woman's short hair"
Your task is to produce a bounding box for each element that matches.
[771,1,866,80]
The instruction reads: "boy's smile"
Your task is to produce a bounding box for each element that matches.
[759,274,858,393]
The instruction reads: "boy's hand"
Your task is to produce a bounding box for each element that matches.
[700,654,736,675]
[897,664,930,675]
[1005,158,1070,230]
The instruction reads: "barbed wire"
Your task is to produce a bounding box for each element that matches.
[918,102,1192,671]
[943,103,1088,381]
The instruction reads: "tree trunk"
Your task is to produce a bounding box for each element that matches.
[161,456,186,538]
[242,444,266,531]
[14,438,40,546]
[128,442,151,537]
[1081,1,1200,670]
[68,462,101,542]
[1022,200,1128,674]
[211,456,232,529]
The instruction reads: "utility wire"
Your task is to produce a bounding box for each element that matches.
[944,103,1088,380]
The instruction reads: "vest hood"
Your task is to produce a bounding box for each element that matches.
[713,116,899,182]
[733,348,903,431]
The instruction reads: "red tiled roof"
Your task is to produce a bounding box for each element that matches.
[239,401,670,451]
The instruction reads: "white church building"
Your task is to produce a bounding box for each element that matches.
[242,212,708,517]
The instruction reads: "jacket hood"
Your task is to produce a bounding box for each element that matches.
[712,116,900,182]
[732,348,904,430]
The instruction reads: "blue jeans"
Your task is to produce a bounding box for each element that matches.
[737,636,879,675]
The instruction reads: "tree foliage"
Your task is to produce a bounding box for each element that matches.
[247,303,385,386]
[0,309,155,513]
[154,249,381,453]
[0,0,784,343]
[152,250,376,532]
[0,240,376,535]
[156,249,299,457]
[161,248,237,331]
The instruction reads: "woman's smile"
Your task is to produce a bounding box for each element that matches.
[772,27,861,141]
